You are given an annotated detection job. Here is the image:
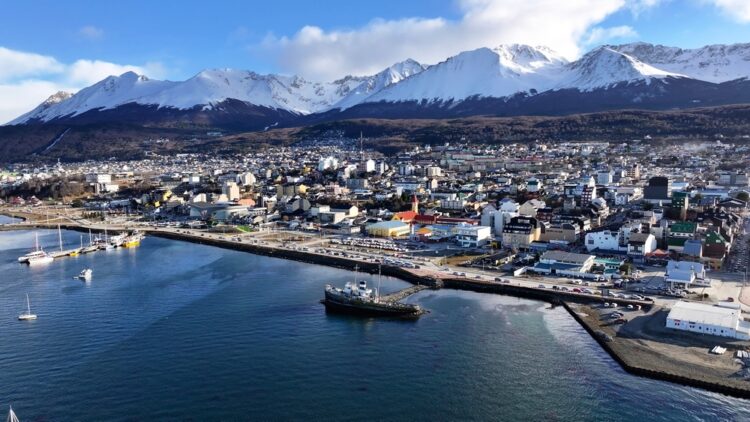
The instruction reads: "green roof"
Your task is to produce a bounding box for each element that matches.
[595,258,625,265]
[705,231,727,245]
[670,221,697,234]
[667,238,687,247]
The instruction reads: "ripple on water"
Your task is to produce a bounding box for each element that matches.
[1,231,750,420]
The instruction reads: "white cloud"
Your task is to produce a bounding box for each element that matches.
[585,25,639,45]
[627,0,665,16]
[706,0,750,22]
[78,25,104,40]
[66,59,166,86]
[262,0,659,80]
[0,80,74,124]
[0,47,64,82]
[0,46,165,124]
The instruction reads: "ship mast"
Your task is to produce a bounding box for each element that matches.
[377,264,382,302]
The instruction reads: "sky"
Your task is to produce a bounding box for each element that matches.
[1,0,750,123]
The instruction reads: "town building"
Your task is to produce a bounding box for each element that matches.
[455,223,491,248]
[665,260,709,289]
[365,220,411,238]
[644,176,671,204]
[666,301,750,340]
[532,251,596,277]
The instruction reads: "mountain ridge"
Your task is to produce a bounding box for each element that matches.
[8,41,750,128]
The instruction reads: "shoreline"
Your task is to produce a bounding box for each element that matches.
[4,220,750,399]
[563,302,750,399]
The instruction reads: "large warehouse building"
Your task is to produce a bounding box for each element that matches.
[666,301,750,340]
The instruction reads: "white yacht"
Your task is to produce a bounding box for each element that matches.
[18,294,37,321]
[27,252,54,265]
[18,232,52,264]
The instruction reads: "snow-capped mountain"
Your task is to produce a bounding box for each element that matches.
[367,44,567,103]
[9,61,424,125]
[331,59,426,109]
[10,42,750,127]
[611,42,750,83]
[556,46,684,90]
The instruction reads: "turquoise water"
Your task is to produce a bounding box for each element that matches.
[0,229,749,421]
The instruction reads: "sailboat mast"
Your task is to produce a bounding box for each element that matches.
[26,294,31,314]
[58,224,63,252]
[377,264,382,300]
[89,229,92,246]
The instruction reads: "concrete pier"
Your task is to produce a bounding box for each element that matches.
[379,284,429,303]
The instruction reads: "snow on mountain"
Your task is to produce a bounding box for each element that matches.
[611,42,750,83]
[139,69,363,114]
[10,91,74,124]
[9,62,420,124]
[11,42,750,125]
[366,44,567,103]
[10,72,174,124]
[332,59,426,109]
[557,47,684,90]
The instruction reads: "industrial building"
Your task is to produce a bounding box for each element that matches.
[666,301,750,340]
[365,220,411,238]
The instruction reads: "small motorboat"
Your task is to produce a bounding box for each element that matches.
[77,268,93,281]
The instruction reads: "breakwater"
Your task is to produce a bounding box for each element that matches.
[4,220,747,399]
[562,302,750,399]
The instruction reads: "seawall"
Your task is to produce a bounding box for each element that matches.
[562,302,750,399]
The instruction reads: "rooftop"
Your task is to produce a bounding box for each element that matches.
[668,301,740,328]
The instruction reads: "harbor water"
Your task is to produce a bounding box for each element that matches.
[1,227,749,421]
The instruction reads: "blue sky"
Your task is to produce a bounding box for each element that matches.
[1,0,750,122]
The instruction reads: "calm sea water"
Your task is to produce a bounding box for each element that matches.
[0,225,749,421]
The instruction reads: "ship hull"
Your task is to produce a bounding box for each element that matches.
[323,292,422,317]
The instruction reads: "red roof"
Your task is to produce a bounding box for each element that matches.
[647,249,670,258]
[414,214,438,224]
[393,211,418,222]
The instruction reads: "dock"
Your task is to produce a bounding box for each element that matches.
[50,248,83,258]
[379,284,430,303]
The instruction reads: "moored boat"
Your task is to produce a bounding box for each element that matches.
[323,283,423,317]
[18,232,50,263]
[322,267,422,317]
[27,253,54,265]
[121,231,144,248]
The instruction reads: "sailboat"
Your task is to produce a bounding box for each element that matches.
[101,227,114,250]
[18,294,37,321]
[81,229,98,254]
[7,405,20,422]
[18,232,53,264]
[19,233,54,265]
